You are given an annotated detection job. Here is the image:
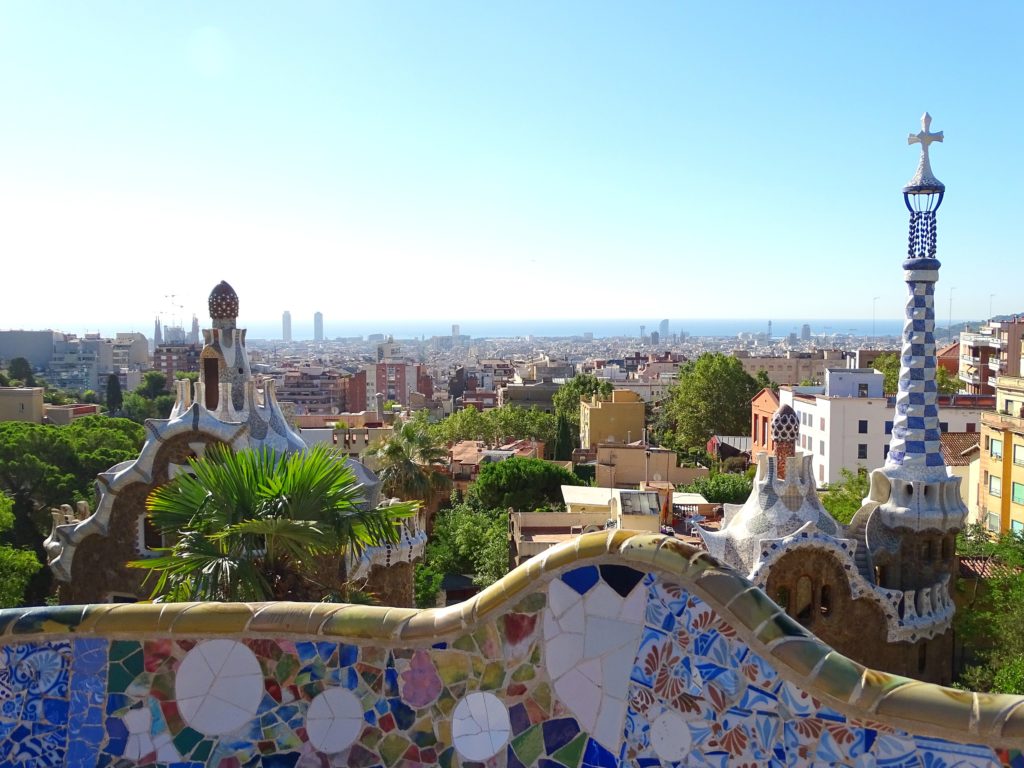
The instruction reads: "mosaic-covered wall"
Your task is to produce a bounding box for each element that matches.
[2,532,1023,767]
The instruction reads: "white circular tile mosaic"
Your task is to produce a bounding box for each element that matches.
[649,710,692,761]
[175,639,263,735]
[306,687,364,754]
[451,691,511,761]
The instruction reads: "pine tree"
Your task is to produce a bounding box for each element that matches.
[554,413,573,461]
[106,373,123,413]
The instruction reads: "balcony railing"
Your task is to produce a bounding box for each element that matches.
[982,409,1024,433]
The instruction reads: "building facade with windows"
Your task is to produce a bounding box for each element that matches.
[978,374,1024,534]
[959,318,1024,395]
[579,389,645,450]
[780,369,986,486]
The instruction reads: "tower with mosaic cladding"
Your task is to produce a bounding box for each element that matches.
[861,114,967,684]
[884,112,946,477]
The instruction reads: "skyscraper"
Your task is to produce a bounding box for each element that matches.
[314,312,323,342]
[282,311,292,342]
[659,319,669,339]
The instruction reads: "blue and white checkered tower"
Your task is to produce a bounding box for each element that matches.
[885,113,948,481]
[867,113,966,538]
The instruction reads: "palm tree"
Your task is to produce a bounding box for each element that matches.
[129,444,415,602]
[366,419,451,503]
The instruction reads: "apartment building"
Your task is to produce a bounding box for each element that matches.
[781,369,987,486]
[365,362,433,407]
[978,375,1024,534]
[732,349,848,385]
[0,387,45,423]
[959,318,1024,395]
[579,389,645,450]
[153,343,201,387]
[275,366,346,415]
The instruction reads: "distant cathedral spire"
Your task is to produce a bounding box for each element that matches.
[153,316,162,346]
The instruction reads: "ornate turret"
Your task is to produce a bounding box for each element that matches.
[697,404,840,578]
[694,117,964,684]
[200,281,252,412]
[208,280,239,328]
[770,404,800,479]
[45,283,326,596]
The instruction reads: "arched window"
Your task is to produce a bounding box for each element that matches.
[941,535,953,561]
[775,586,790,612]
[819,584,832,617]
[795,576,814,625]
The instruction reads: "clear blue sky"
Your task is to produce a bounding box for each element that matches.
[2,3,1021,336]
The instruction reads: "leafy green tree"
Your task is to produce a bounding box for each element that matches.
[819,468,870,524]
[136,370,170,400]
[367,418,451,503]
[955,526,1024,694]
[469,457,584,512]
[0,371,9,387]
[132,444,416,602]
[552,374,613,448]
[121,392,154,423]
[81,389,98,404]
[432,405,495,446]
[106,374,123,412]
[754,370,779,392]
[0,418,143,604]
[7,357,35,386]
[662,353,758,451]
[174,371,199,383]
[43,388,74,405]
[63,415,145,483]
[430,405,555,451]
[873,352,959,395]
[0,423,77,603]
[678,472,753,505]
[488,405,556,447]
[153,393,177,419]
[0,493,42,608]
[414,501,508,607]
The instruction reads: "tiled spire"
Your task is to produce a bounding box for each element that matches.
[884,114,947,481]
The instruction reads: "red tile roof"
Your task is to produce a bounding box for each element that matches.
[940,432,980,466]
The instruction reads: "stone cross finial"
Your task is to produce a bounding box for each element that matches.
[908,112,943,159]
[904,112,944,194]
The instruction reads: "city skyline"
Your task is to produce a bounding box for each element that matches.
[2,4,1022,331]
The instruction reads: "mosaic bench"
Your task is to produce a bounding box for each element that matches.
[1,531,1022,767]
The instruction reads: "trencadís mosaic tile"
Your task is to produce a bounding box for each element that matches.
[0,532,1021,766]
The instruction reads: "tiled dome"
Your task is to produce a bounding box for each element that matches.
[208,281,239,319]
[771,404,800,443]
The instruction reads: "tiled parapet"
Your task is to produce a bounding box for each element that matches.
[1,532,1022,767]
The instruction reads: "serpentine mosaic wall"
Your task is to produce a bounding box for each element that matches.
[2,532,1023,767]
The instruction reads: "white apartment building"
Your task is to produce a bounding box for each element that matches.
[780,369,985,486]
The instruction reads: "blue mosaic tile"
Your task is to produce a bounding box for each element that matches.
[542,718,580,754]
[562,566,600,595]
